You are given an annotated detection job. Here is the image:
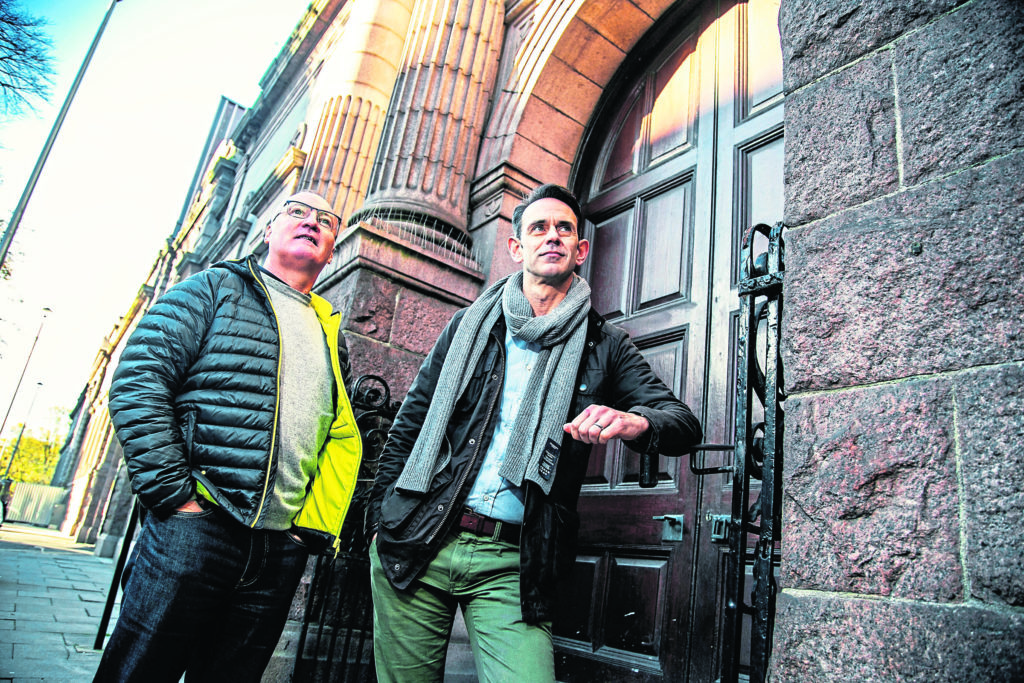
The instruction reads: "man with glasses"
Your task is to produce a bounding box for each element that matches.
[95,191,360,682]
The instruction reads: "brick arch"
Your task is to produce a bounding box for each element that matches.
[475,0,677,186]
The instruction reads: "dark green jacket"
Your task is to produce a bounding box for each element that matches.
[368,308,702,622]
[109,255,363,553]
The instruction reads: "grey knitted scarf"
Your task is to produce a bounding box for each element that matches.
[395,271,591,495]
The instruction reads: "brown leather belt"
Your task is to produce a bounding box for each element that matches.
[458,509,521,545]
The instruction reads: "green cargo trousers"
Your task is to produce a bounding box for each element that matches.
[370,532,555,683]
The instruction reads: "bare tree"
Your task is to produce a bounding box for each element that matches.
[0,0,54,114]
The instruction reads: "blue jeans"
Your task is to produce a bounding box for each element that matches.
[94,505,309,683]
[370,533,554,683]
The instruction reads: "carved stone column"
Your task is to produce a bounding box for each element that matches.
[313,0,502,401]
[352,0,504,235]
[299,0,416,222]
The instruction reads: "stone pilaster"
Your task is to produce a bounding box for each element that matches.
[353,0,504,234]
[316,219,483,398]
[299,0,417,222]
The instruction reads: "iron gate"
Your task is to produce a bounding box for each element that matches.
[293,374,400,682]
[722,221,785,683]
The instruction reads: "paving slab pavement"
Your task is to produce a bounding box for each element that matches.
[0,522,119,682]
[0,521,480,682]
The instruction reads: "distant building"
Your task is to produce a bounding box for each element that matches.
[54,97,245,556]
[56,0,1024,680]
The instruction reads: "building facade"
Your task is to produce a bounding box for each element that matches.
[57,0,1023,680]
[54,97,248,557]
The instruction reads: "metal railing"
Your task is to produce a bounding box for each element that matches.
[292,375,400,682]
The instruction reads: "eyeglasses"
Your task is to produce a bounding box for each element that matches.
[281,201,341,234]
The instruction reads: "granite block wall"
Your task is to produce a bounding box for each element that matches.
[324,262,465,400]
[775,0,1024,679]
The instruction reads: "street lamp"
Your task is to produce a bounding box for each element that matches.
[0,0,122,271]
[0,306,52,442]
[1,382,43,480]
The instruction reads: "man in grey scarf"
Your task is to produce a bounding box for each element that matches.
[367,184,702,682]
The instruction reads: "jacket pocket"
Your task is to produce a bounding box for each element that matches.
[379,484,425,534]
[180,407,197,465]
[453,351,498,418]
[380,437,454,535]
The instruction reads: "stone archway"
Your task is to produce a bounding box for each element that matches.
[479,1,677,182]
[470,0,678,281]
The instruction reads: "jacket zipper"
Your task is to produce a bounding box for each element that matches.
[426,334,505,544]
[248,260,282,528]
[325,309,360,558]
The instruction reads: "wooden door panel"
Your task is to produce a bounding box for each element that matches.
[590,208,634,319]
[583,333,688,489]
[744,135,783,227]
[554,554,599,642]
[741,0,783,117]
[650,33,698,162]
[581,329,692,493]
[601,94,645,190]
[604,555,669,655]
[555,552,672,657]
[584,441,611,485]
[556,551,672,681]
[624,335,689,486]
[638,182,692,310]
[733,130,784,283]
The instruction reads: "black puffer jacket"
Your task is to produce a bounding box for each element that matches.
[367,308,702,623]
[109,256,360,537]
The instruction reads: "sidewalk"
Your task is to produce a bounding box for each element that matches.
[0,521,478,682]
[0,522,119,682]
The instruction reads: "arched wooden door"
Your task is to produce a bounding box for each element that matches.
[554,1,783,680]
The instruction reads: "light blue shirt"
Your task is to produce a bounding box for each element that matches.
[465,328,540,524]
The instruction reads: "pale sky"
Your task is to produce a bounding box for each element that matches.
[0,0,311,439]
